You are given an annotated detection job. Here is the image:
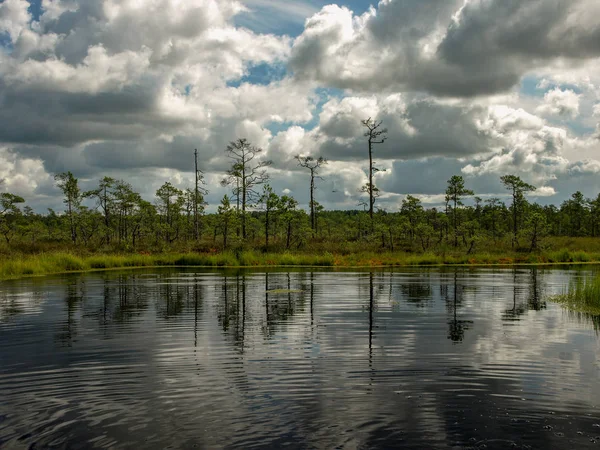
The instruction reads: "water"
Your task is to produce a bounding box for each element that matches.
[1,267,600,449]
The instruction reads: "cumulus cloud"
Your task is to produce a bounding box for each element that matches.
[290,0,600,97]
[0,147,55,207]
[313,94,492,161]
[0,0,30,41]
[536,88,581,118]
[1,0,600,211]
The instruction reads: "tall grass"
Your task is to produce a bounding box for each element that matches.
[0,251,336,280]
[2,247,600,281]
[551,274,600,315]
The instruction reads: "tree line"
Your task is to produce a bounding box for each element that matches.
[1,119,600,254]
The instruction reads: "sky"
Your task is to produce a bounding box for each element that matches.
[1,0,600,213]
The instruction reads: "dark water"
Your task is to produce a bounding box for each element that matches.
[1,267,600,449]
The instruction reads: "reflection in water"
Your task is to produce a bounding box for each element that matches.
[528,268,547,312]
[503,269,527,321]
[92,274,150,327]
[0,286,45,322]
[502,268,548,321]
[445,272,473,343]
[217,273,245,351]
[1,267,600,449]
[55,278,86,346]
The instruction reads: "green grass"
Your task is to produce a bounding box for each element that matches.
[2,248,600,281]
[0,251,337,280]
[551,274,600,315]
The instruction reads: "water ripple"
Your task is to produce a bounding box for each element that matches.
[1,267,599,448]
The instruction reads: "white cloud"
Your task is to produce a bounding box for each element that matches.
[0,147,54,202]
[290,0,600,97]
[536,88,582,118]
[0,0,30,41]
[0,0,600,211]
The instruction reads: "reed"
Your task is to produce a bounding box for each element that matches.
[552,274,600,315]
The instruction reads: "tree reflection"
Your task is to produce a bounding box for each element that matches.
[263,272,304,338]
[55,277,86,346]
[401,275,432,307]
[503,269,527,321]
[156,275,184,319]
[97,274,150,326]
[218,275,232,331]
[310,272,314,327]
[527,268,547,311]
[193,275,202,348]
[445,271,473,343]
[369,271,374,357]
[502,268,547,321]
[215,272,246,352]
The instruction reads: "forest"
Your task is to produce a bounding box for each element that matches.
[1,119,600,275]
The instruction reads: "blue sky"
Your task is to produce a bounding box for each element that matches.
[236,0,372,36]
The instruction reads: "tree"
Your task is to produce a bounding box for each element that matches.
[589,194,600,237]
[0,192,25,244]
[361,118,387,230]
[258,184,280,247]
[295,155,327,235]
[77,206,102,245]
[415,222,435,251]
[130,199,156,248]
[500,175,536,247]
[401,195,423,241]
[85,177,116,244]
[184,187,207,240]
[445,175,473,247]
[221,139,271,240]
[54,172,82,244]
[155,182,185,243]
[193,149,209,240]
[114,181,140,243]
[0,192,25,216]
[563,191,587,236]
[482,197,504,242]
[279,194,300,249]
[524,212,548,252]
[217,195,236,249]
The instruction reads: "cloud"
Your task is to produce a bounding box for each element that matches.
[290,0,600,97]
[0,0,30,41]
[313,94,493,161]
[1,0,600,212]
[536,88,581,118]
[0,147,56,208]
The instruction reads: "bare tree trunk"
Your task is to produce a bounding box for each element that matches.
[310,168,315,234]
[368,139,374,232]
[194,149,199,240]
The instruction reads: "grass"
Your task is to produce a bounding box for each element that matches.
[0,251,336,280]
[551,274,600,315]
[2,248,600,281]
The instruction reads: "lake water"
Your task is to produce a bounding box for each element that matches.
[1,267,600,449]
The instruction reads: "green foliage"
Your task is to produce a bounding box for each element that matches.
[3,152,600,277]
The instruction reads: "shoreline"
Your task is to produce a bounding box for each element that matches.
[2,250,600,281]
